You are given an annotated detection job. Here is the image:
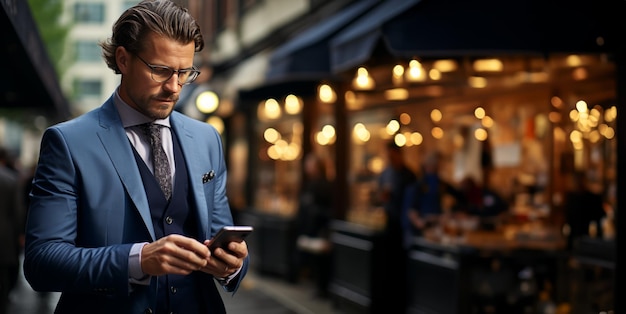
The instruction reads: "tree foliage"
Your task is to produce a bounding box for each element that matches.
[27,0,72,77]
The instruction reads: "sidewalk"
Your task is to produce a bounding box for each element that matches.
[228,270,340,314]
[8,262,339,314]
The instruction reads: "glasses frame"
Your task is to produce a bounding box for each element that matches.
[134,53,200,86]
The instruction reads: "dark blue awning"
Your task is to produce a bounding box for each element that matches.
[329,0,421,73]
[330,0,617,73]
[266,0,380,81]
[1,0,70,121]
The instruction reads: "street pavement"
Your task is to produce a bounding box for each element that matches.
[7,259,338,314]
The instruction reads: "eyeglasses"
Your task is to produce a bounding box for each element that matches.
[134,53,200,85]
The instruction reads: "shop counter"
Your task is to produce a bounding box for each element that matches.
[407,229,568,314]
[328,219,571,313]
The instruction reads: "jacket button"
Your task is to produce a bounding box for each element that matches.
[170,286,177,294]
[144,308,153,314]
[165,216,173,224]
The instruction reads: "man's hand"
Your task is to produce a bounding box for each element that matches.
[141,234,210,276]
[201,239,249,278]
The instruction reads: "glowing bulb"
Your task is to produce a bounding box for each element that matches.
[196,91,219,114]
[353,67,375,90]
[406,59,426,82]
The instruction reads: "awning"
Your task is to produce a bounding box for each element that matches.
[265,0,380,82]
[239,79,325,102]
[330,0,618,73]
[1,0,71,121]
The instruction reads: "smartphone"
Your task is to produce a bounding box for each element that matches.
[208,226,253,251]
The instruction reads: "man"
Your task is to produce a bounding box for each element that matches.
[0,147,21,314]
[378,142,417,234]
[294,153,334,298]
[376,142,416,312]
[23,1,249,313]
[403,152,460,242]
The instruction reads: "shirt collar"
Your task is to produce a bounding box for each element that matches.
[113,88,171,129]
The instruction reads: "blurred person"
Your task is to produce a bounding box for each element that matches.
[457,176,508,218]
[454,176,508,231]
[378,142,417,230]
[23,1,248,313]
[294,153,334,298]
[402,152,460,242]
[564,171,605,249]
[376,142,416,312]
[0,146,21,314]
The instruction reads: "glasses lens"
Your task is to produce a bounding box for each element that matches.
[178,71,191,84]
[151,66,174,82]
[179,70,200,85]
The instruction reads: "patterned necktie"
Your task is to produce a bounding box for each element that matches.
[140,123,172,200]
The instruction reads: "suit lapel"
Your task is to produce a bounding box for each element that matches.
[97,99,156,241]
[171,113,209,239]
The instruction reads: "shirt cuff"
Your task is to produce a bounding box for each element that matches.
[129,242,150,285]
[216,266,242,286]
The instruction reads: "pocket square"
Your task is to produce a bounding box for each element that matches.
[202,170,215,183]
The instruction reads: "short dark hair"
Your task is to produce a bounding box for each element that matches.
[100,0,204,74]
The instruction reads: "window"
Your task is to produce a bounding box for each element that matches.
[121,1,140,12]
[74,3,104,24]
[75,40,101,62]
[73,79,102,100]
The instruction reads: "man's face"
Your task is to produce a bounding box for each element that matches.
[117,32,196,120]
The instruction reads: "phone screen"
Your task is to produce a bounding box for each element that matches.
[209,226,253,251]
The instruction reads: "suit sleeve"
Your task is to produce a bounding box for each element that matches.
[24,127,134,297]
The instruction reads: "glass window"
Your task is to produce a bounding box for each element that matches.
[75,40,101,62]
[253,114,302,217]
[74,3,105,24]
[73,79,102,100]
[342,54,616,233]
[121,1,140,12]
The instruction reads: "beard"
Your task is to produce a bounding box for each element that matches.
[148,92,179,120]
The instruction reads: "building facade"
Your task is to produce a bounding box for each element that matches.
[61,0,142,115]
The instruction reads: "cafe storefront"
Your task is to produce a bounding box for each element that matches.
[234,0,621,312]
[234,0,378,279]
[330,53,616,312]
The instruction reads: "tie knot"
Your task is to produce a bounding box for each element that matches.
[140,123,161,137]
[140,123,164,147]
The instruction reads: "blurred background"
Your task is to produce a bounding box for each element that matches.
[1,0,623,313]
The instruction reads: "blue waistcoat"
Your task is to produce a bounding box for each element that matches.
[133,132,223,314]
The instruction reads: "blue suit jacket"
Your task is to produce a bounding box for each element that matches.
[23,97,248,313]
